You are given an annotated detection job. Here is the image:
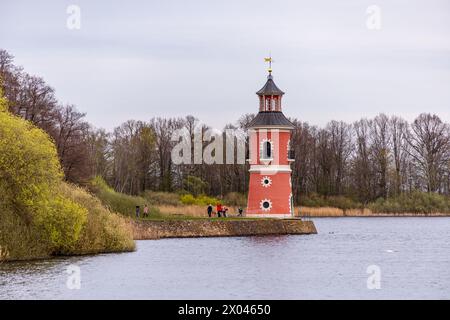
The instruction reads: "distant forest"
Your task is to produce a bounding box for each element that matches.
[1,49,450,206]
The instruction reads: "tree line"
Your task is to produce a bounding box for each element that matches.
[1,49,449,205]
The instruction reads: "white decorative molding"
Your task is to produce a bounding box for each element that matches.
[246,213,293,219]
[287,139,295,162]
[289,193,293,214]
[249,165,292,173]
[260,199,272,211]
[261,176,272,188]
[249,127,293,131]
[260,138,274,161]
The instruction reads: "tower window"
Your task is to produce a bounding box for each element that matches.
[265,98,270,111]
[261,140,272,159]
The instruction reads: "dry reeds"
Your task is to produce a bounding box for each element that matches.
[295,206,373,217]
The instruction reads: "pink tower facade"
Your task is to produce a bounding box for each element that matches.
[246,72,295,218]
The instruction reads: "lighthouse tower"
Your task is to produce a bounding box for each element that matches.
[246,62,295,218]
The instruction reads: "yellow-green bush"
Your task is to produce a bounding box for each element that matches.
[60,183,135,254]
[0,93,85,259]
[33,195,88,254]
[0,91,134,261]
[180,193,220,206]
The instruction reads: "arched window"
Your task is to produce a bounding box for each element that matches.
[262,140,272,159]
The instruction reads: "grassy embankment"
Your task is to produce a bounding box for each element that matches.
[0,92,134,262]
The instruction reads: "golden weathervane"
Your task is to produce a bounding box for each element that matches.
[264,56,274,73]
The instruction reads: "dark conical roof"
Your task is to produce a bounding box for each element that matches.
[256,74,285,96]
[247,111,294,129]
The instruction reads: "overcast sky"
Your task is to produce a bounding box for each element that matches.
[1,0,449,130]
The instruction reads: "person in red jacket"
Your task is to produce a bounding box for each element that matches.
[216,203,222,218]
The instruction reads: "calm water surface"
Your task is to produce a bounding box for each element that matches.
[1,218,450,299]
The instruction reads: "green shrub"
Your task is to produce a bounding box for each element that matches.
[0,92,135,261]
[0,95,88,260]
[143,190,181,206]
[60,183,135,254]
[33,195,88,254]
[369,191,450,214]
[180,193,220,206]
[183,175,208,196]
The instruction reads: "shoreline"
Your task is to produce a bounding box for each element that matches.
[131,218,317,240]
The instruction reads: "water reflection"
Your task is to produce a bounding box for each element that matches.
[243,235,290,245]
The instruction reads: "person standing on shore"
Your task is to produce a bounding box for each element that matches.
[135,205,140,218]
[216,203,222,218]
[143,204,149,218]
[207,204,213,217]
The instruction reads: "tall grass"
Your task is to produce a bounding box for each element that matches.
[296,206,372,217]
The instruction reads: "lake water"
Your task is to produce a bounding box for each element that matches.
[1,217,449,299]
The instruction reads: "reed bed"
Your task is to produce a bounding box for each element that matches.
[295,206,373,217]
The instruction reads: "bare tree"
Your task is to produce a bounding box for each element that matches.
[353,119,374,203]
[371,114,390,198]
[389,116,409,195]
[406,114,450,192]
[327,120,353,195]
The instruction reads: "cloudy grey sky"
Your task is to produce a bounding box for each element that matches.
[1,0,449,130]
